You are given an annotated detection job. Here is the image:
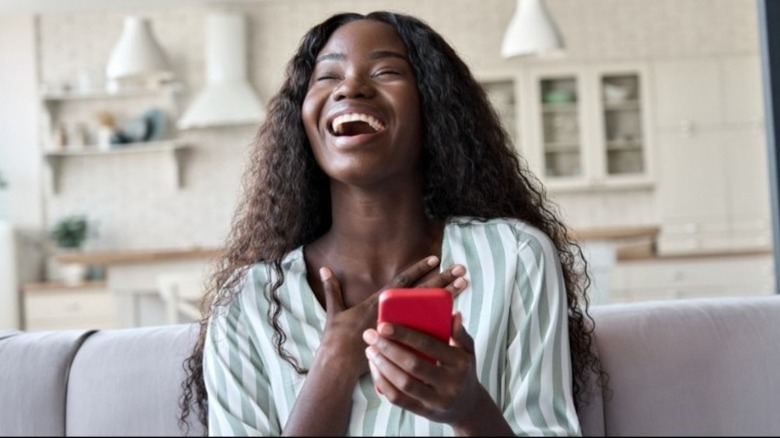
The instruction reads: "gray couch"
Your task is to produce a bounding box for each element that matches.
[1,295,779,436]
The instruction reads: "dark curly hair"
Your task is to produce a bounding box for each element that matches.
[178,10,605,433]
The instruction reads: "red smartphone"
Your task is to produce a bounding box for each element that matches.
[377,288,453,364]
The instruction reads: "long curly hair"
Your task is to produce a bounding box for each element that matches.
[178,10,605,433]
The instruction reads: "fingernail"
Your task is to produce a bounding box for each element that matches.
[319,267,331,281]
[427,256,439,267]
[377,323,393,336]
[454,277,467,289]
[365,346,377,360]
[451,265,465,276]
[363,329,378,344]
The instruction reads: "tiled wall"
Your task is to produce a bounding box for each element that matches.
[36,0,761,251]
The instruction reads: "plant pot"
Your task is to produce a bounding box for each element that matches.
[60,263,88,286]
[46,250,88,285]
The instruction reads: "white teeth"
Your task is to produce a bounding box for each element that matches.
[331,113,385,134]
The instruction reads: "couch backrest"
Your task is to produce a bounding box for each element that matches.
[2,295,779,436]
[65,324,206,436]
[583,295,780,436]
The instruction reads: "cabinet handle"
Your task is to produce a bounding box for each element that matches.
[66,302,81,312]
[680,119,693,137]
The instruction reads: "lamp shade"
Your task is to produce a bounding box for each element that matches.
[106,16,172,82]
[501,0,565,58]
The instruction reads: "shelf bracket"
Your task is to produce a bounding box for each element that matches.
[45,155,63,195]
[168,146,188,189]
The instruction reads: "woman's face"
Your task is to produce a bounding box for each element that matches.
[302,19,423,187]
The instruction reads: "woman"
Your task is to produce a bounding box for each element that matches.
[180,10,603,436]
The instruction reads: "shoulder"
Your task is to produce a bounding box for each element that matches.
[448,216,558,255]
[212,249,302,318]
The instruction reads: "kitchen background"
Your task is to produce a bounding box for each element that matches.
[0,0,775,331]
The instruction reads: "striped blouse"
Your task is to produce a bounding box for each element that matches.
[203,217,581,436]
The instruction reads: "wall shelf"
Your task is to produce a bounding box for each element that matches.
[44,140,190,194]
[40,82,184,103]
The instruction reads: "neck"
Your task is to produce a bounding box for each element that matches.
[308,181,445,292]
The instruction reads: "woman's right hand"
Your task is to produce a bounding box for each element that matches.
[316,256,468,380]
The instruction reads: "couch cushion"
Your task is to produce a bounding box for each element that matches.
[0,329,95,436]
[590,295,780,436]
[66,323,206,437]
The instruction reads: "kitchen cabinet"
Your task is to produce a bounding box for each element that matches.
[38,84,191,194]
[519,62,653,192]
[653,55,770,254]
[22,281,118,330]
[481,77,519,146]
[611,252,775,304]
[653,55,764,133]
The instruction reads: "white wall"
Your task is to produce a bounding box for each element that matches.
[30,0,763,253]
[0,14,42,329]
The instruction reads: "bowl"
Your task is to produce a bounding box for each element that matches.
[603,83,633,102]
[543,90,576,104]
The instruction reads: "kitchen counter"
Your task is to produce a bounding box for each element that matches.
[57,226,663,266]
[56,247,222,265]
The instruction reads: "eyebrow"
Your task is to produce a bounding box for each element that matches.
[315,50,408,63]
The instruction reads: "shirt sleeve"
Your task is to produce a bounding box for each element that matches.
[203,280,280,436]
[502,228,582,436]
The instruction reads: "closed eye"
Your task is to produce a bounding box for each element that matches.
[373,70,400,78]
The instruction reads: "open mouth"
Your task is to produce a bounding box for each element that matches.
[330,113,386,136]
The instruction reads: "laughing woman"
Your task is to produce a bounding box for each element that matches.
[179,11,604,437]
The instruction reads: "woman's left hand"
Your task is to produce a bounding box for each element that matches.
[362,312,485,426]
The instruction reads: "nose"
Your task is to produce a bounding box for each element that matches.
[333,75,375,100]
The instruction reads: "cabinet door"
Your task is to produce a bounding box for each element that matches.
[592,64,653,187]
[720,55,765,127]
[653,58,722,132]
[539,75,587,182]
[656,130,731,252]
[725,129,772,248]
[523,64,653,191]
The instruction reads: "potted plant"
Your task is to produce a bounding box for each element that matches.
[50,215,88,250]
[48,215,89,285]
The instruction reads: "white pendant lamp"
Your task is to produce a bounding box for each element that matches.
[501,0,565,58]
[106,16,173,90]
[177,11,265,129]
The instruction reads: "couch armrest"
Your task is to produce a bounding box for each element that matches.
[0,329,96,436]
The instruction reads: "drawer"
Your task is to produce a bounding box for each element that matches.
[25,289,117,321]
[616,254,774,289]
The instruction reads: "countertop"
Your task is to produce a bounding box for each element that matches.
[56,247,222,265]
[57,226,662,266]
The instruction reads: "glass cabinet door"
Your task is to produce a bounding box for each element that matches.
[540,77,581,179]
[600,73,645,176]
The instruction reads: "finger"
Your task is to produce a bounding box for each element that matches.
[449,312,474,354]
[366,343,437,401]
[388,256,440,288]
[319,267,345,314]
[372,323,450,384]
[417,264,469,297]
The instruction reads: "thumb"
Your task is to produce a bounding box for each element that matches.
[320,267,345,315]
[449,311,474,354]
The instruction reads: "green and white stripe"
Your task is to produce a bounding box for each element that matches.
[204,217,581,436]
